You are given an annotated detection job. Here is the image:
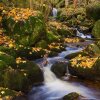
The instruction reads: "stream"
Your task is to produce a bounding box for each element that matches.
[28,42,100,100]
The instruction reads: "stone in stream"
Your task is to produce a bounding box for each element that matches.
[63,92,80,100]
[51,62,67,78]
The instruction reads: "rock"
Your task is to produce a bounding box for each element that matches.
[68,57,100,81]
[86,2,100,21]
[65,51,83,59]
[51,62,67,78]
[63,92,80,100]
[1,61,44,92]
[92,20,100,38]
[0,52,16,67]
[17,61,44,85]
[35,40,48,49]
[79,26,90,34]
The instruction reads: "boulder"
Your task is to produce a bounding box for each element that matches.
[1,61,44,92]
[65,51,83,59]
[51,62,67,78]
[0,52,16,67]
[92,20,100,38]
[68,57,100,81]
[17,61,44,85]
[35,40,48,49]
[86,2,100,21]
[63,92,80,100]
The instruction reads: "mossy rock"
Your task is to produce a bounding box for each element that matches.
[46,31,59,43]
[92,20,100,38]
[57,28,74,37]
[51,62,67,78]
[65,51,84,59]
[68,57,100,81]
[63,92,80,100]
[15,47,46,60]
[0,46,16,57]
[86,2,100,21]
[2,68,29,92]
[0,53,16,67]
[49,51,58,57]
[84,43,100,56]
[17,61,44,85]
[0,87,19,99]
[0,60,8,70]
[35,40,48,49]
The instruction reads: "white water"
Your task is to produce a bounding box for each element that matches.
[76,29,92,39]
[29,47,100,100]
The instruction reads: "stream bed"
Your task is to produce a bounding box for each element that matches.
[28,44,100,100]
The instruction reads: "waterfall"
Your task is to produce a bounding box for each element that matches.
[43,66,57,83]
[76,28,92,39]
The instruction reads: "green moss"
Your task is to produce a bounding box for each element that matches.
[92,20,100,38]
[63,92,79,100]
[86,2,100,21]
[46,31,59,42]
[0,53,16,67]
[0,60,8,70]
[35,40,48,49]
[2,68,29,92]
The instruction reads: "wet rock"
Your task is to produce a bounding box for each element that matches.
[65,51,83,59]
[51,62,67,78]
[63,92,80,100]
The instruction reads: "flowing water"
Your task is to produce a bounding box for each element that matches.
[28,46,100,100]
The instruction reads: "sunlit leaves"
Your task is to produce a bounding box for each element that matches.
[64,38,80,43]
[71,54,98,68]
[7,8,38,22]
[16,57,26,64]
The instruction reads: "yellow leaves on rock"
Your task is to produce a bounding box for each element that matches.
[16,57,26,64]
[48,21,68,29]
[71,54,98,68]
[32,47,42,52]
[48,42,62,49]
[64,38,80,43]
[7,8,38,22]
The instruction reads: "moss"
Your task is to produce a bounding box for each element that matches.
[0,46,16,57]
[0,53,16,67]
[86,2,100,21]
[17,61,44,85]
[46,31,59,43]
[2,68,29,92]
[92,20,100,38]
[35,40,48,49]
[63,92,79,100]
[0,60,8,70]
[0,87,18,98]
